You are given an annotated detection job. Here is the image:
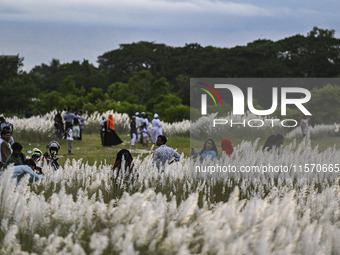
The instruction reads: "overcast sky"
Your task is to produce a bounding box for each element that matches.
[1,0,339,71]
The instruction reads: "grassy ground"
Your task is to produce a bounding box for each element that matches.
[17,131,340,167]
[19,133,191,166]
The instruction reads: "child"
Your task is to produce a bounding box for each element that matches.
[66,125,74,155]
[141,123,151,147]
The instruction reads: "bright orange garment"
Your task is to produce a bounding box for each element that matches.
[107,114,115,130]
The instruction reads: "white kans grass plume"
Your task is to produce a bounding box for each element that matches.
[1,138,340,254]
[7,111,340,140]
[285,124,339,139]
[7,110,191,137]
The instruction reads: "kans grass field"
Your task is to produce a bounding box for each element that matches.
[1,110,340,254]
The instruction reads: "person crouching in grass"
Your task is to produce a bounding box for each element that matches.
[12,159,44,184]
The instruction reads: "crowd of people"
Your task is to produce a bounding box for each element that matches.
[1,114,61,184]
[0,133,43,184]
[0,111,312,185]
[100,111,163,148]
[133,112,162,147]
[52,108,86,155]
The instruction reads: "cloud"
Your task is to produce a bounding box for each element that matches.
[1,0,340,71]
[0,0,272,26]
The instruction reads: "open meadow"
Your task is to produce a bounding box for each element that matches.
[1,111,340,254]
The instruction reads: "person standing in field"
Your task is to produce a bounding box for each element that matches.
[138,112,145,144]
[63,108,75,137]
[100,116,107,146]
[103,114,123,146]
[151,113,162,144]
[153,135,180,172]
[135,112,140,143]
[78,111,85,140]
[300,116,310,137]
[66,124,74,155]
[141,122,151,147]
[0,130,12,164]
[130,116,137,147]
[72,114,81,140]
[54,112,64,139]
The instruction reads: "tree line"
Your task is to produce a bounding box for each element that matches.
[1,27,340,123]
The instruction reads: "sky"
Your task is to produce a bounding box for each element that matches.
[0,0,339,72]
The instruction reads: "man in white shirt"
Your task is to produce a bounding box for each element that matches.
[66,125,74,155]
[153,135,180,172]
[151,113,162,144]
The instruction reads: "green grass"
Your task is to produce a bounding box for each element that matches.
[17,131,340,167]
[19,133,191,166]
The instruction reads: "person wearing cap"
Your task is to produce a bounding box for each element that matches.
[153,135,180,172]
[12,159,44,184]
[3,142,26,169]
[135,112,140,128]
[151,113,162,144]
[135,112,140,143]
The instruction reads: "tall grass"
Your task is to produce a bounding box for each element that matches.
[1,137,340,254]
[7,110,340,143]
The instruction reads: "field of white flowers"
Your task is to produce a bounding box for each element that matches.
[7,110,190,142]
[2,111,340,254]
[1,133,340,254]
[7,110,339,144]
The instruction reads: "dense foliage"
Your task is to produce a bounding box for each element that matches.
[1,27,340,123]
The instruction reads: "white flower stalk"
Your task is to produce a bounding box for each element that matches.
[1,139,340,254]
[285,124,337,139]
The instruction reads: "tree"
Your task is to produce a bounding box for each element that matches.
[108,82,138,103]
[33,91,63,113]
[127,70,153,105]
[59,75,85,97]
[145,77,172,110]
[164,105,190,122]
[153,94,182,115]
[0,75,38,113]
[85,87,107,104]
[277,27,340,77]
[0,55,24,84]
[30,59,105,92]
[306,84,340,124]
